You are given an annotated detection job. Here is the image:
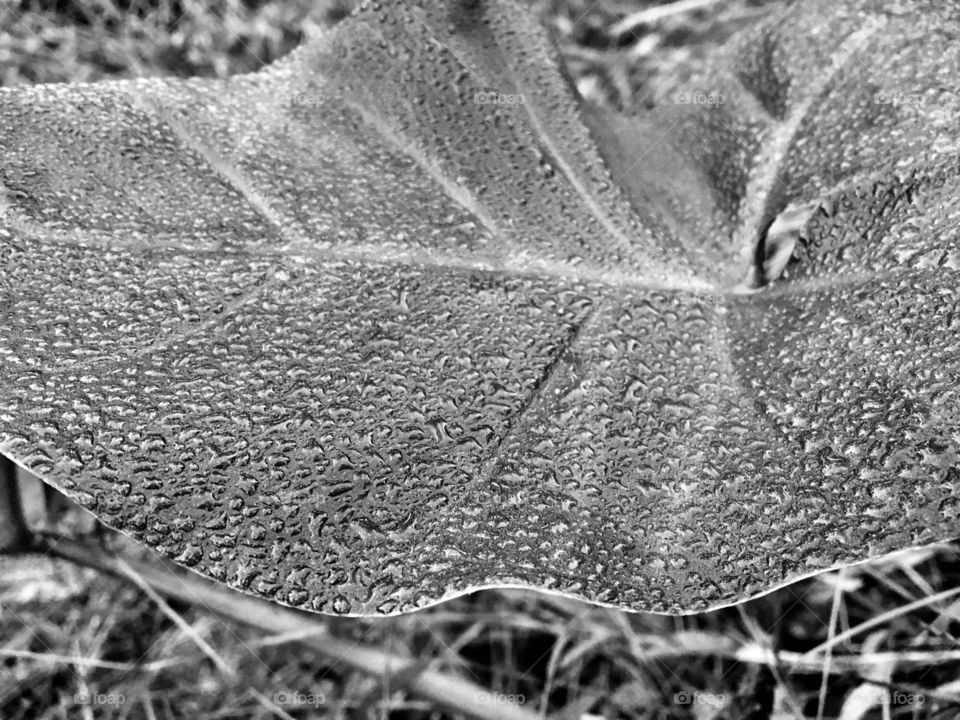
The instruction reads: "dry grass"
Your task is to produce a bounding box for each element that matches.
[4,515,960,718]
[2,1,960,718]
[0,0,352,85]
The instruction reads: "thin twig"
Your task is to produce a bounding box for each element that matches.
[0,648,180,672]
[799,586,960,661]
[611,0,725,37]
[817,569,847,720]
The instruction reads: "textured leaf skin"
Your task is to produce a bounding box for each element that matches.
[1,0,959,614]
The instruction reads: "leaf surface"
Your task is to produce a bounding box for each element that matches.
[1,0,959,614]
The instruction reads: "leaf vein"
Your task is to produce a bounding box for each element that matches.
[474,296,610,489]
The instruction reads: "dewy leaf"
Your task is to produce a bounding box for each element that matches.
[1,0,959,614]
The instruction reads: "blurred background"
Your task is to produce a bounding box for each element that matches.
[2,1,960,718]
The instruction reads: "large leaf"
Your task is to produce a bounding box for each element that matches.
[1,0,958,614]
